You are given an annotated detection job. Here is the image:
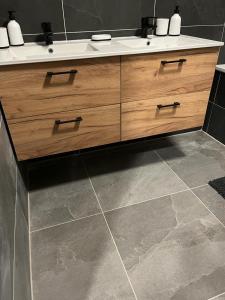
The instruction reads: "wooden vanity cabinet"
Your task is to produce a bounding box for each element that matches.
[121,48,219,141]
[0,48,219,161]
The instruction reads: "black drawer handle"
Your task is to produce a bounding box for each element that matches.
[161,59,187,65]
[55,116,83,125]
[47,70,78,76]
[157,102,181,110]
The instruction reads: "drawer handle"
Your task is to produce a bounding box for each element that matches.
[157,102,180,110]
[161,59,186,65]
[47,70,78,76]
[55,116,83,125]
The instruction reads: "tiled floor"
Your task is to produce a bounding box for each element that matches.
[29,130,225,300]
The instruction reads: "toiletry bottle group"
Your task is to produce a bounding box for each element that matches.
[169,5,181,36]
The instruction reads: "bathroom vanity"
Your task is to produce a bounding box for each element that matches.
[0,35,223,160]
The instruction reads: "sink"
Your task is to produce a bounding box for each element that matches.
[118,38,156,49]
[11,42,97,59]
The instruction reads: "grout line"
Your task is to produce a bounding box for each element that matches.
[182,24,224,27]
[104,188,190,214]
[208,291,225,300]
[191,183,209,190]
[12,167,18,300]
[155,151,225,230]
[28,193,34,300]
[154,0,157,17]
[212,101,225,112]
[61,0,68,40]
[82,160,138,300]
[30,212,102,233]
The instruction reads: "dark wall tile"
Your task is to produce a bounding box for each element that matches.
[203,101,213,132]
[181,25,223,41]
[63,0,154,33]
[208,104,225,144]
[215,72,225,109]
[67,29,139,40]
[156,0,225,25]
[210,71,221,102]
[23,33,66,43]
[0,0,64,34]
[218,28,225,64]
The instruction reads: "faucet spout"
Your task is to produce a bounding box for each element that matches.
[141,17,157,38]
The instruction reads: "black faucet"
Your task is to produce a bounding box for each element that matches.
[141,17,157,38]
[42,22,53,45]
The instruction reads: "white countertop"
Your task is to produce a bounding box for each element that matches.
[0,35,223,66]
[216,64,225,73]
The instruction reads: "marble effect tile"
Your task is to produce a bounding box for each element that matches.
[31,214,135,300]
[85,146,186,211]
[155,131,225,188]
[29,157,100,231]
[106,190,225,300]
[193,185,225,226]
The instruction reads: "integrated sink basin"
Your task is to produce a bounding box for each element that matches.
[118,38,155,49]
[10,42,97,59]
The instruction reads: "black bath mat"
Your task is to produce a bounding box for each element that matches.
[209,177,225,199]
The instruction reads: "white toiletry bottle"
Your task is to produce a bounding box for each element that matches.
[169,6,181,36]
[7,11,24,46]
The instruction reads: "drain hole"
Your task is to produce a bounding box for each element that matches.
[48,48,54,53]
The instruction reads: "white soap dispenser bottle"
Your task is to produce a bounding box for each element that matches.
[7,11,24,46]
[169,5,181,36]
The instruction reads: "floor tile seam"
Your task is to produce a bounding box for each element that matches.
[154,150,225,229]
[30,212,103,234]
[81,159,139,300]
[208,291,225,300]
[104,184,208,214]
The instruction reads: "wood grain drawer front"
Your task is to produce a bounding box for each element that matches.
[121,48,219,103]
[121,92,209,141]
[9,104,120,160]
[0,57,120,120]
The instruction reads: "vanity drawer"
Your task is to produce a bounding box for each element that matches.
[121,92,209,141]
[8,104,120,160]
[0,57,120,120]
[121,48,219,103]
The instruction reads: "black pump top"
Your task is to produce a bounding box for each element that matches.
[8,11,16,20]
[174,5,180,14]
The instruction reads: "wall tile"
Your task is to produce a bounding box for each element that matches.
[215,72,225,109]
[207,104,225,144]
[156,0,225,25]
[203,101,213,131]
[181,25,223,41]
[0,111,31,300]
[0,0,65,34]
[14,200,31,300]
[63,0,154,33]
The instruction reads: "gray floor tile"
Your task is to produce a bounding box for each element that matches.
[29,157,100,231]
[85,146,187,211]
[193,185,225,226]
[105,190,225,300]
[31,214,135,300]
[155,131,225,188]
